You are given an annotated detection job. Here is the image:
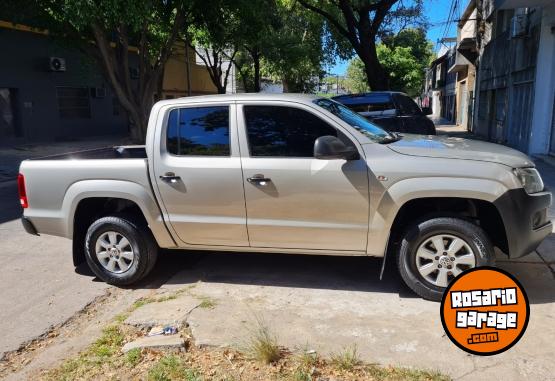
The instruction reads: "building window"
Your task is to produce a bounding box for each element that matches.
[56,87,91,119]
[166,106,230,156]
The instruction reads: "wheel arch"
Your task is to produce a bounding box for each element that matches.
[64,180,175,265]
[388,197,508,255]
[368,177,510,261]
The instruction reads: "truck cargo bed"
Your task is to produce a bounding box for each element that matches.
[28,146,146,160]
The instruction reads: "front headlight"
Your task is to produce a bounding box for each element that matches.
[513,167,544,194]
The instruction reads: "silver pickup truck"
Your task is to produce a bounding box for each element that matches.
[18,94,552,301]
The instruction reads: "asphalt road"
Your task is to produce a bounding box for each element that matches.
[0,181,109,360]
[0,180,189,361]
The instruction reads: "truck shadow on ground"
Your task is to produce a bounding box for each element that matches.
[138,250,419,298]
[131,247,555,305]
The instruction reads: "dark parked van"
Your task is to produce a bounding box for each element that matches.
[332,92,436,135]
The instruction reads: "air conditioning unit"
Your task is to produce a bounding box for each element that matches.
[49,57,66,72]
[510,14,529,39]
[91,87,106,98]
[129,67,140,79]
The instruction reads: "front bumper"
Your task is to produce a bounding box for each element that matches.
[494,188,552,258]
[21,216,39,236]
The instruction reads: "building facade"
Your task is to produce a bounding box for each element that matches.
[471,0,555,155]
[0,22,218,145]
[422,45,458,123]
[450,2,479,130]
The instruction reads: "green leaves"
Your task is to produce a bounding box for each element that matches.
[377,44,421,96]
[345,58,371,93]
[378,28,434,96]
[346,28,433,96]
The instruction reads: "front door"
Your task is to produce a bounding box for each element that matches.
[153,103,249,247]
[237,103,369,252]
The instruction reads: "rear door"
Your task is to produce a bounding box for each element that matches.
[237,102,369,252]
[152,103,249,247]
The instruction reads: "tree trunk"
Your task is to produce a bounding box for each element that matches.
[361,52,390,90]
[282,78,289,93]
[252,50,261,93]
[297,0,395,91]
[239,69,251,92]
[357,44,389,91]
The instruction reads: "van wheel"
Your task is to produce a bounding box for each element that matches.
[397,217,495,301]
[84,215,158,286]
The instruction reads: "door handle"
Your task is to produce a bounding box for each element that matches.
[247,174,271,185]
[159,172,181,183]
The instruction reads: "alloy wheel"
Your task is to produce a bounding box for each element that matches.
[415,234,476,287]
[95,231,135,274]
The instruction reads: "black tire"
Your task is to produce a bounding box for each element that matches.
[397,217,495,301]
[84,215,158,286]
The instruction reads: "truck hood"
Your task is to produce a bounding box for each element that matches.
[385,134,534,168]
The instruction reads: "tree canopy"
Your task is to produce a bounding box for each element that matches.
[3,0,432,140]
[345,28,433,96]
[298,0,426,90]
[7,0,189,141]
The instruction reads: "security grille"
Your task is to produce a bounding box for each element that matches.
[56,87,91,119]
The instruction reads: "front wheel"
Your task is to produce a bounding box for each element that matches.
[84,215,158,286]
[397,217,495,301]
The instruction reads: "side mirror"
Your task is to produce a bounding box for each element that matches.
[421,107,432,115]
[314,135,359,160]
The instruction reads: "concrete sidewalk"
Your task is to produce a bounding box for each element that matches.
[118,125,555,380]
[430,117,473,137]
[122,248,555,380]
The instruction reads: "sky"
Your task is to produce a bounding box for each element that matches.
[326,0,462,76]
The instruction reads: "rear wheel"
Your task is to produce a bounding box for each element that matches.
[397,217,495,301]
[84,215,158,286]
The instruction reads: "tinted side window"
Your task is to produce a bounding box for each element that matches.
[339,94,394,113]
[244,106,338,157]
[167,106,230,156]
[394,94,421,115]
[366,94,395,112]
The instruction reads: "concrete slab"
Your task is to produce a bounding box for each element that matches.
[142,251,555,380]
[125,297,200,329]
[122,335,185,353]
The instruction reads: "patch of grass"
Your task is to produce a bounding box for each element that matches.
[292,350,318,381]
[198,296,217,309]
[246,322,281,364]
[114,312,130,323]
[132,297,156,310]
[125,348,142,367]
[89,325,125,358]
[330,345,360,372]
[364,364,450,381]
[44,325,125,380]
[147,355,202,381]
[131,286,198,311]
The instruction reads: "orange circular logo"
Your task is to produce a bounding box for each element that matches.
[440,267,529,355]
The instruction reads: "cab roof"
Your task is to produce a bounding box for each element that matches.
[155,93,319,107]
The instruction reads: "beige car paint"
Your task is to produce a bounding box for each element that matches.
[20,93,534,259]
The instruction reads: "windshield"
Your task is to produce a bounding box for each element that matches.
[314,98,394,143]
